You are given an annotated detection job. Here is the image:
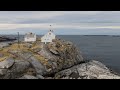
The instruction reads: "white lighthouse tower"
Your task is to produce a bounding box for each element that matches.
[41,25,56,44]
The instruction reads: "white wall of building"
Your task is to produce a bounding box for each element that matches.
[41,31,56,44]
[24,37,36,42]
[24,33,36,42]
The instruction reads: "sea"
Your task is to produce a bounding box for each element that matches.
[1,35,120,73]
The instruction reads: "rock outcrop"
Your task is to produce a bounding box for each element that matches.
[0,38,119,79]
[54,60,120,79]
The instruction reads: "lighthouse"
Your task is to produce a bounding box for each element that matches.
[41,25,56,44]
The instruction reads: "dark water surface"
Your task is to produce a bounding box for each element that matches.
[57,35,120,73]
[1,35,120,73]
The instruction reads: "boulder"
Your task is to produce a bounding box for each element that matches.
[28,56,46,75]
[43,39,84,74]
[11,60,30,74]
[3,60,30,79]
[0,58,14,69]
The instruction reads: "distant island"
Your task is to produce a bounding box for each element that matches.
[83,35,119,36]
[0,36,17,42]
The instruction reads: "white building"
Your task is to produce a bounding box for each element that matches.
[24,32,36,42]
[41,30,56,44]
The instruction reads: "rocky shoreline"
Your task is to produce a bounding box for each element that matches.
[0,38,120,79]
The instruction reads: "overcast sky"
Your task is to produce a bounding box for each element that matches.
[0,11,120,35]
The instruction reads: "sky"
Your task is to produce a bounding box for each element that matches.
[0,11,120,35]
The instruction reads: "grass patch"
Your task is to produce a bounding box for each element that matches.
[0,56,9,62]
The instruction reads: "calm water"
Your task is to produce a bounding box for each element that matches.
[1,35,120,73]
[57,35,120,73]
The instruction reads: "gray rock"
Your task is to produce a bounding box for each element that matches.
[28,56,46,75]
[0,39,84,79]
[65,41,73,45]
[0,69,7,76]
[2,60,30,79]
[49,48,59,55]
[18,52,33,60]
[0,58,14,69]
[45,77,53,79]
[36,75,44,79]
[11,60,30,73]
[18,75,38,79]
[55,60,120,79]
[38,46,54,59]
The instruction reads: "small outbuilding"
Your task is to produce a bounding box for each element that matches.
[24,32,36,42]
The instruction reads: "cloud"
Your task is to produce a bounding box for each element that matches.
[0,11,68,23]
[0,23,120,30]
[0,11,114,23]
[0,11,120,35]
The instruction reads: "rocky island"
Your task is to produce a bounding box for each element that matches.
[0,38,120,79]
[0,36,16,42]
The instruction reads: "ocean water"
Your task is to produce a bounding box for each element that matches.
[57,35,120,73]
[1,35,120,73]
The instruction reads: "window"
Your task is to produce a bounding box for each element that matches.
[49,33,51,35]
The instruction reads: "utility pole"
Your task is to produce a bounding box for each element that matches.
[17,32,20,49]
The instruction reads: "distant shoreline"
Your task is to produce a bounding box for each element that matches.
[0,34,120,36]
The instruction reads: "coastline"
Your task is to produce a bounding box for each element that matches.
[0,35,120,79]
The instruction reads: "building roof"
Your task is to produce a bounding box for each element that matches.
[25,32,36,38]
